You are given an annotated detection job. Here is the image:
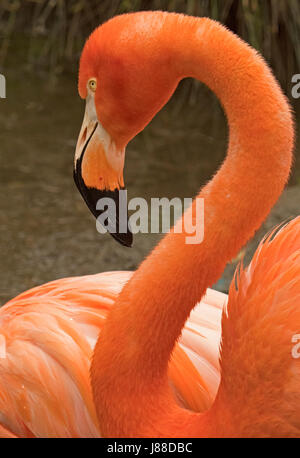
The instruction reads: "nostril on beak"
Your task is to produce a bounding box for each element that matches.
[81,127,87,145]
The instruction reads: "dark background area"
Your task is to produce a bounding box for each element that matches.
[0,0,299,303]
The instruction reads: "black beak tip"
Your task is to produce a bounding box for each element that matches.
[112,231,133,248]
[74,165,133,248]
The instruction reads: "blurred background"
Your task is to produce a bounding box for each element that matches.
[0,0,299,303]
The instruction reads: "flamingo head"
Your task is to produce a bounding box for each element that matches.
[74,12,179,246]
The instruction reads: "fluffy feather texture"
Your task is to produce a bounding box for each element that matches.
[0,218,298,437]
[0,273,224,437]
[217,217,300,437]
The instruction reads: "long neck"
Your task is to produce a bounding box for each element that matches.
[91,15,293,437]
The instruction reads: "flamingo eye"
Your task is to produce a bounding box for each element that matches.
[88,78,97,92]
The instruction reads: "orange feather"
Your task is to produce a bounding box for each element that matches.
[0,272,224,436]
[0,11,298,438]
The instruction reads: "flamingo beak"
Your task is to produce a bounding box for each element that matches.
[74,96,132,247]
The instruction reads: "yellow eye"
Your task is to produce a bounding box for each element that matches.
[88,78,97,92]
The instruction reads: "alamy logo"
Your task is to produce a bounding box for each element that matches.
[291,334,300,359]
[0,73,6,99]
[291,74,300,99]
[0,73,6,98]
[96,191,205,245]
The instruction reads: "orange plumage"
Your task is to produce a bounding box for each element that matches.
[0,273,224,436]
[0,11,299,437]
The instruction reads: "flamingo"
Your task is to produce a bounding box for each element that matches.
[0,11,299,437]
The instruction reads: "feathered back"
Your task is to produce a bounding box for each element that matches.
[0,272,127,437]
[0,270,225,437]
[218,217,300,437]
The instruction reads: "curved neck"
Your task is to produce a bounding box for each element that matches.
[91,15,293,437]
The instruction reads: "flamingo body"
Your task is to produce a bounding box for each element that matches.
[0,10,299,437]
[0,217,299,436]
[0,273,224,437]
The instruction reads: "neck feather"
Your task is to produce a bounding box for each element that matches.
[91,14,293,437]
